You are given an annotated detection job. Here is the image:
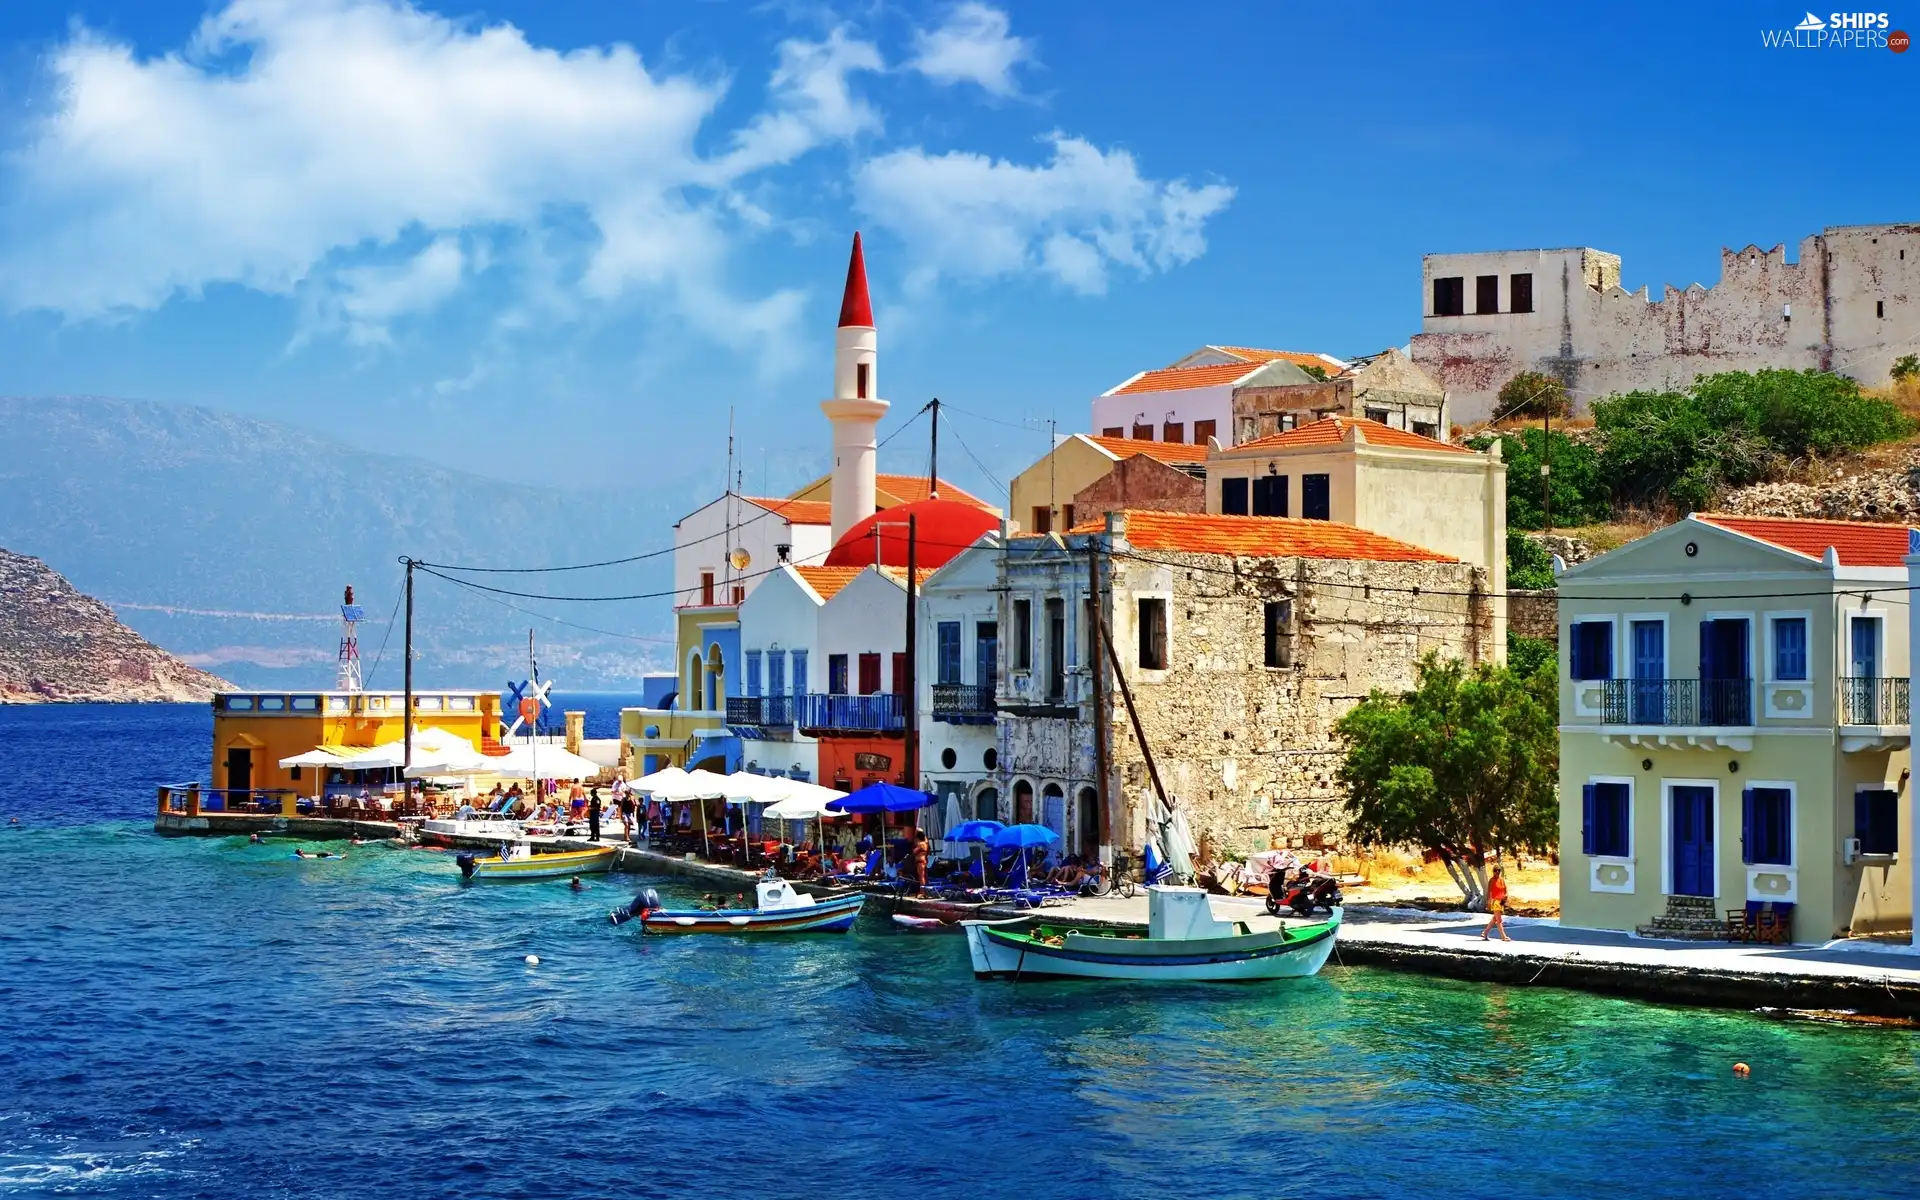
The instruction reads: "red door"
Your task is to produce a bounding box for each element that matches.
[891,652,908,697]
[858,653,882,695]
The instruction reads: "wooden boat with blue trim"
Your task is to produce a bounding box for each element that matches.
[610,875,864,934]
[963,886,1338,982]
[456,843,616,881]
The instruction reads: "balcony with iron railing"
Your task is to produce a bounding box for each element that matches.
[930,683,996,725]
[795,692,905,735]
[1600,679,1753,727]
[1840,677,1910,726]
[726,695,795,728]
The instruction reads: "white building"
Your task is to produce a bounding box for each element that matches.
[1091,347,1337,450]
[671,495,834,610]
[916,536,1003,832]
[1410,223,1920,423]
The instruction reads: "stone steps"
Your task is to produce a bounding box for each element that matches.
[1636,895,1728,941]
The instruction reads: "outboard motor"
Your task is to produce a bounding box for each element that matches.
[610,887,662,927]
[456,852,478,879]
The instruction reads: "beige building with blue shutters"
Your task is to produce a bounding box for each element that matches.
[1557,514,1914,942]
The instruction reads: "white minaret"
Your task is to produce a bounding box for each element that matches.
[822,232,888,543]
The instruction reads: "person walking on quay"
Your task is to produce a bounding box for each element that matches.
[588,789,603,843]
[1481,863,1512,942]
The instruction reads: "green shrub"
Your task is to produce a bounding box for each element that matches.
[1700,369,1912,459]
[1507,634,1557,681]
[1893,354,1919,381]
[1467,428,1610,530]
[1506,532,1556,590]
[1496,370,1572,420]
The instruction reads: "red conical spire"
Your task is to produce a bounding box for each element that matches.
[837,231,873,328]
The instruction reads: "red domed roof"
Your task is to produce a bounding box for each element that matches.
[822,497,998,570]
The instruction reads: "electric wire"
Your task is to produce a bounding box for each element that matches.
[362,575,406,688]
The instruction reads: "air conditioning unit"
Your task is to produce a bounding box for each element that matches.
[1843,837,1862,865]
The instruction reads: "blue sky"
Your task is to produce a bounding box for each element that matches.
[0,0,1913,505]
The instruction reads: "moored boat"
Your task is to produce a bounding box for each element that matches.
[962,886,1339,982]
[611,875,864,934]
[456,843,616,881]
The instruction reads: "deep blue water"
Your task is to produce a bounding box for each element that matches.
[3,704,1920,1198]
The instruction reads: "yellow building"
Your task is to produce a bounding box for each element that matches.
[1008,434,1209,535]
[211,688,498,805]
[1557,515,1913,942]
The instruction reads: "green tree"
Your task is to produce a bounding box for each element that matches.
[1506,531,1556,589]
[1469,428,1610,529]
[1335,653,1559,909]
[1507,634,1557,681]
[1892,354,1919,381]
[1496,370,1572,419]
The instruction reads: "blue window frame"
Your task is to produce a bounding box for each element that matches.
[1569,621,1612,681]
[789,649,808,698]
[768,651,786,699]
[1856,788,1898,856]
[1302,473,1331,521]
[744,650,762,698]
[937,622,962,685]
[1581,781,1630,858]
[828,653,849,695]
[1742,786,1791,865]
[1770,617,1807,681]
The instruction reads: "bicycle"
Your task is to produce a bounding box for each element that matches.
[1091,850,1138,899]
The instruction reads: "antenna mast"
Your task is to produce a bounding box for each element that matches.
[338,584,364,692]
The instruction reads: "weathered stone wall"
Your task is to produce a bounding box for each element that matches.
[1104,550,1492,859]
[1072,455,1204,528]
[1411,225,1920,422]
[1508,588,1558,641]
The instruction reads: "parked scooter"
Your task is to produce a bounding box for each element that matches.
[1266,869,1343,917]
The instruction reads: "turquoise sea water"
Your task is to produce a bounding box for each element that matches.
[3,704,1920,1198]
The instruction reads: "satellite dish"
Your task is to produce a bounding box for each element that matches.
[729,547,751,571]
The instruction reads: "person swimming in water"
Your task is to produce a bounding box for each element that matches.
[569,876,585,892]
[292,849,343,860]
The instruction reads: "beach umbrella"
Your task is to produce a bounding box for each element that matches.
[827,782,935,875]
[990,823,1059,888]
[631,765,690,794]
[762,782,849,871]
[945,819,1004,888]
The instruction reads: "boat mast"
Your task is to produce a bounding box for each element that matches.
[403,557,415,780]
[528,628,537,805]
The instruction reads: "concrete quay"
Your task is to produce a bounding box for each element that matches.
[1025,893,1920,1020]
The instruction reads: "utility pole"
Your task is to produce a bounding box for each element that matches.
[928,397,940,499]
[402,557,415,775]
[903,514,919,793]
[1086,539,1110,852]
[1099,615,1166,812]
[1542,405,1553,533]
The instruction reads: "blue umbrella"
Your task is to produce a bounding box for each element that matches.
[946,820,1005,843]
[989,823,1058,850]
[825,781,936,815]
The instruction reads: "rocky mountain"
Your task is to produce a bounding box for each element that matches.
[1,547,231,702]
[1720,451,1920,523]
[0,396,684,689]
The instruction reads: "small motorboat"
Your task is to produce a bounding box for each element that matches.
[891,914,950,932]
[611,874,864,934]
[962,886,1339,982]
[456,842,616,881]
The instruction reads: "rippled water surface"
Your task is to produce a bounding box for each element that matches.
[3,704,1919,1198]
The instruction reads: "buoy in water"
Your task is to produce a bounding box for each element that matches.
[524,954,540,966]
[1732,1062,1751,1077]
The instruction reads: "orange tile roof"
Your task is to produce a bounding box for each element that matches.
[1695,515,1917,568]
[1116,510,1457,562]
[1233,415,1470,455]
[1086,434,1211,464]
[792,565,865,600]
[1208,346,1348,374]
[875,474,990,509]
[1111,361,1265,395]
[743,496,834,525]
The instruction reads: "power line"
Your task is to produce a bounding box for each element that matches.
[419,494,785,574]
[429,570,678,644]
[942,419,1007,497]
[363,575,406,688]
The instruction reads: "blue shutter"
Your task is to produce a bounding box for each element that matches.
[1581,783,1596,856]
[745,650,762,698]
[1741,786,1754,865]
[791,649,808,698]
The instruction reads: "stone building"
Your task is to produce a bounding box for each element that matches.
[1231,348,1450,443]
[1410,223,1920,423]
[1008,434,1207,535]
[990,511,1495,862]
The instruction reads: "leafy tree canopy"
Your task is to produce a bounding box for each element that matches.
[1336,653,1559,908]
[1497,370,1572,419]
[1469,427,1610,530]
[1506,531,1556,590]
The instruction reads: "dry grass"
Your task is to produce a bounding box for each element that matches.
[1554,518,1662,551]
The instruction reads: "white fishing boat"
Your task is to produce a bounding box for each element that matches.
[962,887,1339,982]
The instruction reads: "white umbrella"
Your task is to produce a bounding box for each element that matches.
[761,781,848,872]
[278,747,352,768]
[631,765,691,794]
[484,744,600,781]
[342,727,473,770]
[940,793,964,859]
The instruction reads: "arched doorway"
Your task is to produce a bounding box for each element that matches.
[1041,783,1065,844]
[1012,779,1034,824]
[688,652,704,710]
[705,643,725,712]
[1077,787,1099,855]
[972,785,1000,824]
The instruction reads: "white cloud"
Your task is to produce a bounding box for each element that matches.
[855,134,1235,295]
[0,0,877,363]
[910,3,1032,98]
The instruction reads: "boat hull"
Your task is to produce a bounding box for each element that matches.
[638,892,865,935]
[458,846,616,880]
[963,909,1340,982]
[859,888,990,923]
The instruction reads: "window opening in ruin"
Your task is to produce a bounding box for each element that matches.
[1433,276,1464,316]
[1063,504,1076,530]
[1364,407,1390,424]
[1045,599,1066,701]
[1031,506,1052,534]
[1012,599,1033,670]
[1302,474,1331,521]
[1264,600,1294,668]
[1102,426,1124,438]
[1510,273,1533,314]
[1163,422,1185,443]
[1221,477,1249,515]
[1475,275,1499,314]
[1878,300,1886,319]
[1240,418,1258,442]
[1280,413,1297,432]
[1132,423,1153,440]
[856,362,869,399]
[1193,419,1216,444]
[1137,598,1168,670]
[1413,422,1438,440]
